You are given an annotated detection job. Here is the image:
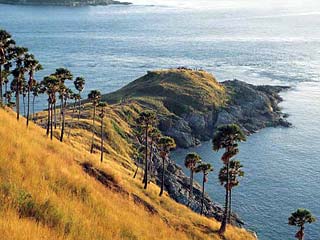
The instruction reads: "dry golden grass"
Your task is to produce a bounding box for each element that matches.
[0,107,256,240]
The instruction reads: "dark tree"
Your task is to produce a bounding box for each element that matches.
[88,90,102,153]
[212,124,246,235]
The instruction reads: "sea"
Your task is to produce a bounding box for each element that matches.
[1,0,320,239]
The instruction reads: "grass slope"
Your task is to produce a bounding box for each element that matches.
[0,107,256,240]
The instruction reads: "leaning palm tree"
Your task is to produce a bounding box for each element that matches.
[212,124,246,235]
[219,160,244,223]
[98,102,107,162]
[158,136,176,196]
[0,29,15,104]
[88,90,102,154]
[184,152,202,200]
[195,163,214,215]
[136,110,157,189]
[288,209,316,240]
[74,76,85,121]
[24,53,42,126]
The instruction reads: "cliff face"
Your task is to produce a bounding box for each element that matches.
[0,0,131,6]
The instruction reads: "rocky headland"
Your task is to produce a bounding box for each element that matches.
[103,68,290,228]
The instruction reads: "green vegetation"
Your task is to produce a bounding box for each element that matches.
[212,124,246,234]
[195,163,214,215]
[158,136,176,196]
[184,152,202,200]
[288,209,316,240]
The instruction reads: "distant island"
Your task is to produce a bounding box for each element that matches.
[0,0,131,6]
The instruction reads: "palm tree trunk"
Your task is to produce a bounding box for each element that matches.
[67,100,76,138]
[26,87,31,127]
[219,162,229,235]
[228,189,232,223]
[148,140,153,183]
[201,173,205,215]
[78,91,81,122]
[16,88,19,120]
[32,95,36,122]
[54,102,57,129]
[0,65,2,104]
[90,105,96,154]
[46,100,50,136]
[22,95,26,117]
[100,116,104,162]
[4,82,8,104]
[133,165,139,178]
[59,98,63,129]
[190,170,194,199]
[159,156,166,196]
[60,98,66,142]
[50,102,54,140]
[143,124,149,189]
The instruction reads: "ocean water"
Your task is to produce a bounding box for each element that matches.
[1,1,320,239]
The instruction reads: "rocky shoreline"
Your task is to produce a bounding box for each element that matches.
[0,0,131,6]
[160,79,291,148]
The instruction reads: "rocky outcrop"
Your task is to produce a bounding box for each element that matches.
[159,80,290,148]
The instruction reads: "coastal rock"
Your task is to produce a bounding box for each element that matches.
[152,153,244,226]
[158,79,291,148]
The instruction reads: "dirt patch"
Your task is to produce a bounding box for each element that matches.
[131,194,158,215]
[81,162,129,197]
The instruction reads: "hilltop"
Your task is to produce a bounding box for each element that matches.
[0,107,256,240]
[105,69,290,148]
[0,0,131,6]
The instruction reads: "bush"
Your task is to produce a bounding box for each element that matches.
[17,190,63,228]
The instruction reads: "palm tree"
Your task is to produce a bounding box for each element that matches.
[212,124,246,235]
[288,209,316,240]
[11,46,28,120]
[24,53,42,126]
[158,136,176,196]
[3,62,12,104]
[0,29,15,104]
[148,127,162,181]
[53,68,73,129]
[42,75,59,140]
[3,90,13,107]
[195,163,213,215]
[88,90,101,154]
[219,160,244,223]
[60,87,73,142]
[74,76,85,121]
[136,110,157,189]
[184,152,202,200]
[98,102,107,162]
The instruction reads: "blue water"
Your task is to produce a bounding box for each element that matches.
[1,1,320,239]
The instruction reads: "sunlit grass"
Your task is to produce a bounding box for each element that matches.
[0,107,256,240]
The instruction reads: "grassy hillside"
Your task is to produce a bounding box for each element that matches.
[0,106,256,240]
[104,69,227,115]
